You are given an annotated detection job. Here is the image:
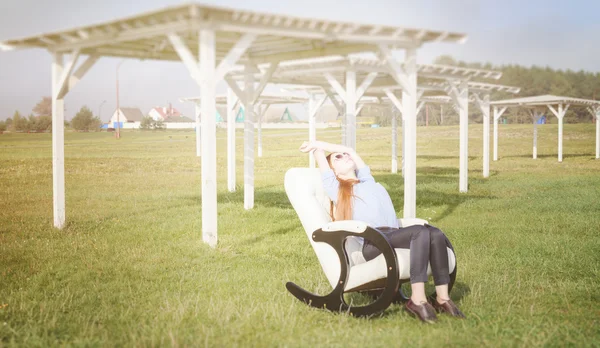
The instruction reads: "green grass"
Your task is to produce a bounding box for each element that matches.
[1,124,599,347]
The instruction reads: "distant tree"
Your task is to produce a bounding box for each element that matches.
[5,117,12,127]
[34,115,52,132]
[33,97,52,117]
[433,55,458,66]
[155,119,165,130]
[12,111,28,132]
[71,106,101,131]
[140,116,155,130]
[0,121,6,133]
[64,120,70,128]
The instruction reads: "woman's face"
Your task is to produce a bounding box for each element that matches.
[330,152,356,176]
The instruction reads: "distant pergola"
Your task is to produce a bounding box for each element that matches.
[229,57,517,194]
[360,77,520,191]
[365,72,520,192]
[0,3,466,246]
[491,95,600,161]
[179,93,308,192]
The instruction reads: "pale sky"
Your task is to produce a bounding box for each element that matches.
[0,0,598,121]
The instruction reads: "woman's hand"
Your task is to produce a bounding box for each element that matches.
[299,141,317,153]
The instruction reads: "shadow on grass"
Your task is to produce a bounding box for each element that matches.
[501,153,592,159]
[376,171,496,221]
[450,281,471,303]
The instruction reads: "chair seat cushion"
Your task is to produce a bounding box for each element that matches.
[344,247,456,292]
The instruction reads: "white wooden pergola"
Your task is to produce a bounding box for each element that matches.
[179,94,308,192]
[490,95,600,161]
[0,3,466,246]
[367,77,520,192]
[360,79,519,189]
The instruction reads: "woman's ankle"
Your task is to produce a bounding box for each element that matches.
[436,297,451,304]
[411,296,428,304]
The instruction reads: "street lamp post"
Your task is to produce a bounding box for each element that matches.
[115,60,126,139]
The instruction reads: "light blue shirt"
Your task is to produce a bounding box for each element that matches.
[322,166,399,232]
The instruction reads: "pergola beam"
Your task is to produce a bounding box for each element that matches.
[168,33,201,85]
[215,33,257,81]
[54,50,80,100]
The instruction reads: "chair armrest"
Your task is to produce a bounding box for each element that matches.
[397,218,428,227]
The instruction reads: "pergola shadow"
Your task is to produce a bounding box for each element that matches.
[376,173,496,221]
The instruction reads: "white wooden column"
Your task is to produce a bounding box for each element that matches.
[597,110,600,159]
[458,81,469,192]
[528,108,543,159]
[547,103,570,162]
[49,49,89,229]
[588,107,600,159]
[402,48,418,218]
[493,106,507,161]
[199,30,218,247]
[385,90,403,175]
[243,63,255,210]
[391,106,398,173]
[345,71,357,150]
[257,103,270,158]
[447,81,469,192]
[475,94,491,178]
[171,31,256,246]
[227,88,237,192]
[307,93,327,168]
[195,103,201,157]
[52,53,66,229]
[308,94,317,168]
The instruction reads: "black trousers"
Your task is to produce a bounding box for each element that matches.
[362,224,452,286]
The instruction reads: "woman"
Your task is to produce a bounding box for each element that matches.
[299,140,465,323]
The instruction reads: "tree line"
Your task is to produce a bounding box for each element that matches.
[430,56,600,124]
[0,97,101,133]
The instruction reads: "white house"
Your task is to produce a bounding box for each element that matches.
[109,107,144,129]
[148,105,182,121]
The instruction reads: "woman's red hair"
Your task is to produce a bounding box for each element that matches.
[326,153,359,221]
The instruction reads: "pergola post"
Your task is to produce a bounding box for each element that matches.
[588,107,600,159]
[257,103,270,158]
[199,29,218,247]
[170,29,256,245]
[447,80,469,192]
[391,106,398,174]
[402,48,418,218]
[384,90,403,175]
[547,103,570,162]
[227,88,237,192]
[308,94,317,168]
[243,63,256,210]
[528,109,543,159]
[475,94,491,178]
[49,49,91,229]
[345,71,357,150]
[493,106,507,161]
[52,53,66,229]
[597,109,600,159]
[307,92,327,168]
[194,103,201,157]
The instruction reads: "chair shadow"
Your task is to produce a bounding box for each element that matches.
[450,281,471,303]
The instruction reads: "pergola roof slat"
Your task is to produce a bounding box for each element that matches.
[0,3,466,64]
[491,94,600,107]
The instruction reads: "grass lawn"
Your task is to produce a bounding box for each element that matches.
[0,124,599,347]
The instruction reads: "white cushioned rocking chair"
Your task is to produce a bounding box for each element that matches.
[284,168,457,317]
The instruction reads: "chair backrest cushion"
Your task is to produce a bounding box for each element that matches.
[284,168,346,288]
